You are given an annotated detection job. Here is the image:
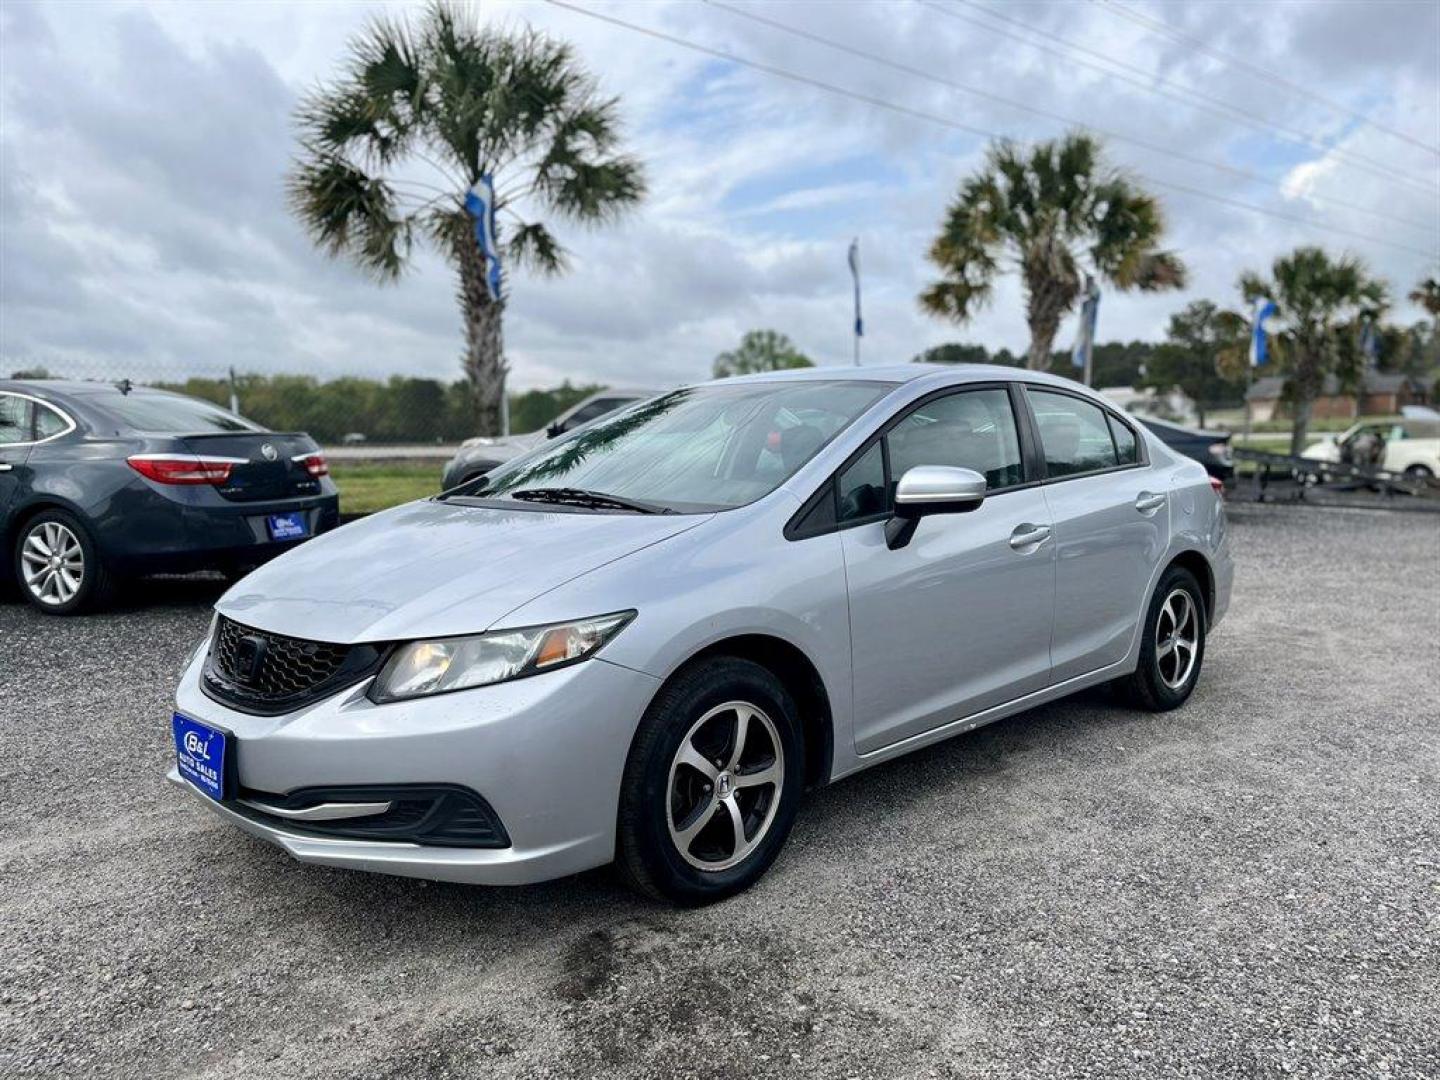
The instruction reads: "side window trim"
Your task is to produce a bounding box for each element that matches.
[0,391,78,448]
[1019,383,1148,484]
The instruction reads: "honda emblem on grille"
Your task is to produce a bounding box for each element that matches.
[234,634,268,683]
[260,443,278,461]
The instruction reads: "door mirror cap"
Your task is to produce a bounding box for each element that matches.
[886,465,987,549]
[546,422,564,439]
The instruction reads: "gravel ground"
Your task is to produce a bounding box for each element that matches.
[2,503,1437,1079]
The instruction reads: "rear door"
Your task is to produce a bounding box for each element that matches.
[0,392,35,516]
[1024,387,1169,683]
[839,384,1056,753]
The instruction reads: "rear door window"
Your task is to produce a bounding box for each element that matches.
[1028,390,1121,477]
[0,394,33,444]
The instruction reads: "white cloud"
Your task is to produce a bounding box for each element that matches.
[1,0,1436,402]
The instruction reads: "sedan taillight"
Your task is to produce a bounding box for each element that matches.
[127,454,240,485]
[293,452,329,477]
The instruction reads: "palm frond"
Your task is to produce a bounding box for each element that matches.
[286,155,412,280]
[506,220,568,276]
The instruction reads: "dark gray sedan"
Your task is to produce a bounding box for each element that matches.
[1,380,338,614]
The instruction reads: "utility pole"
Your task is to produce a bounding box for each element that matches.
[227,366,240,415]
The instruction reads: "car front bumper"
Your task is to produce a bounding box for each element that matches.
[169,646,661,885]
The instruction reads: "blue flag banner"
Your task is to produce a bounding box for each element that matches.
[1071,284,1100,370]
[463,174,502,303]
[1249,298,1277,367]
[848,239,863,338]
[1360,317,1381,368]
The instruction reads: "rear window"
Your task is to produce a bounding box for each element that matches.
[97,394,263,434]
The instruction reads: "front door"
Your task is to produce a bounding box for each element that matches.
[840,386,1056,754]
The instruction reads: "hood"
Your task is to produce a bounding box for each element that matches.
[218,499,709,644]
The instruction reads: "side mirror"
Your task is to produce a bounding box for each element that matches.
[546,422,564,439]
[885,465,987,550]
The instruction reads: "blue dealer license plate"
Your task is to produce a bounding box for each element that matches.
[173,713,228,801]
[266,512,308,541]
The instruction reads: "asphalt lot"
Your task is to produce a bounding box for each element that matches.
[2,503,1437,1079]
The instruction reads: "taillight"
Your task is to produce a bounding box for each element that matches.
[292,452,329,478]
[127,454,240,485]
[1209,476,1225,496]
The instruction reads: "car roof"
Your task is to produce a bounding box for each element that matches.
[0,379,190,402]
[705,362,1101,393]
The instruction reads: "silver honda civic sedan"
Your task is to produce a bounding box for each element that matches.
[168,364,1232,904]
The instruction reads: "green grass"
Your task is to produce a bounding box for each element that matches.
[329,460,442,515]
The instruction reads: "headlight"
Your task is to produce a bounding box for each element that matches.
[368,612,635,703]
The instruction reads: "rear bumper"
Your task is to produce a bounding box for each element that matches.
[99,486,339,573]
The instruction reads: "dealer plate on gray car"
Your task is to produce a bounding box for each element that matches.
[173,713,228,801]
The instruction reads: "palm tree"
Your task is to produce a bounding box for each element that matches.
[1409,275,1440,318]
[288,3,645,434]
[1239,247,1388,456]
[920,133,1185,370]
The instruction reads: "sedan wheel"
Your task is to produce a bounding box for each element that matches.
[13,510,110,615]
[667,701,785,872]
[1154,588,1199,690]
[618,657,803,904]
[21,521,85,607]
[1114,565,1206,712]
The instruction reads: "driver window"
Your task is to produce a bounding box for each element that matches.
[835,388,1025,526]
[887,389,1024,493]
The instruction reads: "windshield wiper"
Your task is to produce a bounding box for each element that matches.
[506,487,675,515]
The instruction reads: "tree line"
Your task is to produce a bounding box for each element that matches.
[148,375,601,444]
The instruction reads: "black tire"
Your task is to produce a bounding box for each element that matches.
[12,508,113,615]
[617,657,805,905]
[1114,565,1207,712]
[1404,464,1434,482]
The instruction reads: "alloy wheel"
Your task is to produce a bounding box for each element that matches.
[20,521,85,607]
[1155,588,1199,690]
[666,700,784,872]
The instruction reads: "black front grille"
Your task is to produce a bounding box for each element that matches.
[202,616,386,715]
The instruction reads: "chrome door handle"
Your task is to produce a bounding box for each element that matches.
[1009,523,1051,550]
[0,463,12,472]
[1135,492,1167,513]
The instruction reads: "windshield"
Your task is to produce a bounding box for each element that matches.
[99,393,264,434]
[467,380,891,513]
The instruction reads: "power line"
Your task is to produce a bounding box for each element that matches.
[705,0,1433,232]
[935,0,1438,194]
[1093,0,1440,158]
[540,0,1436,260]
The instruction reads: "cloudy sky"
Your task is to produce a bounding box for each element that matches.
[2,0,1437,391]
